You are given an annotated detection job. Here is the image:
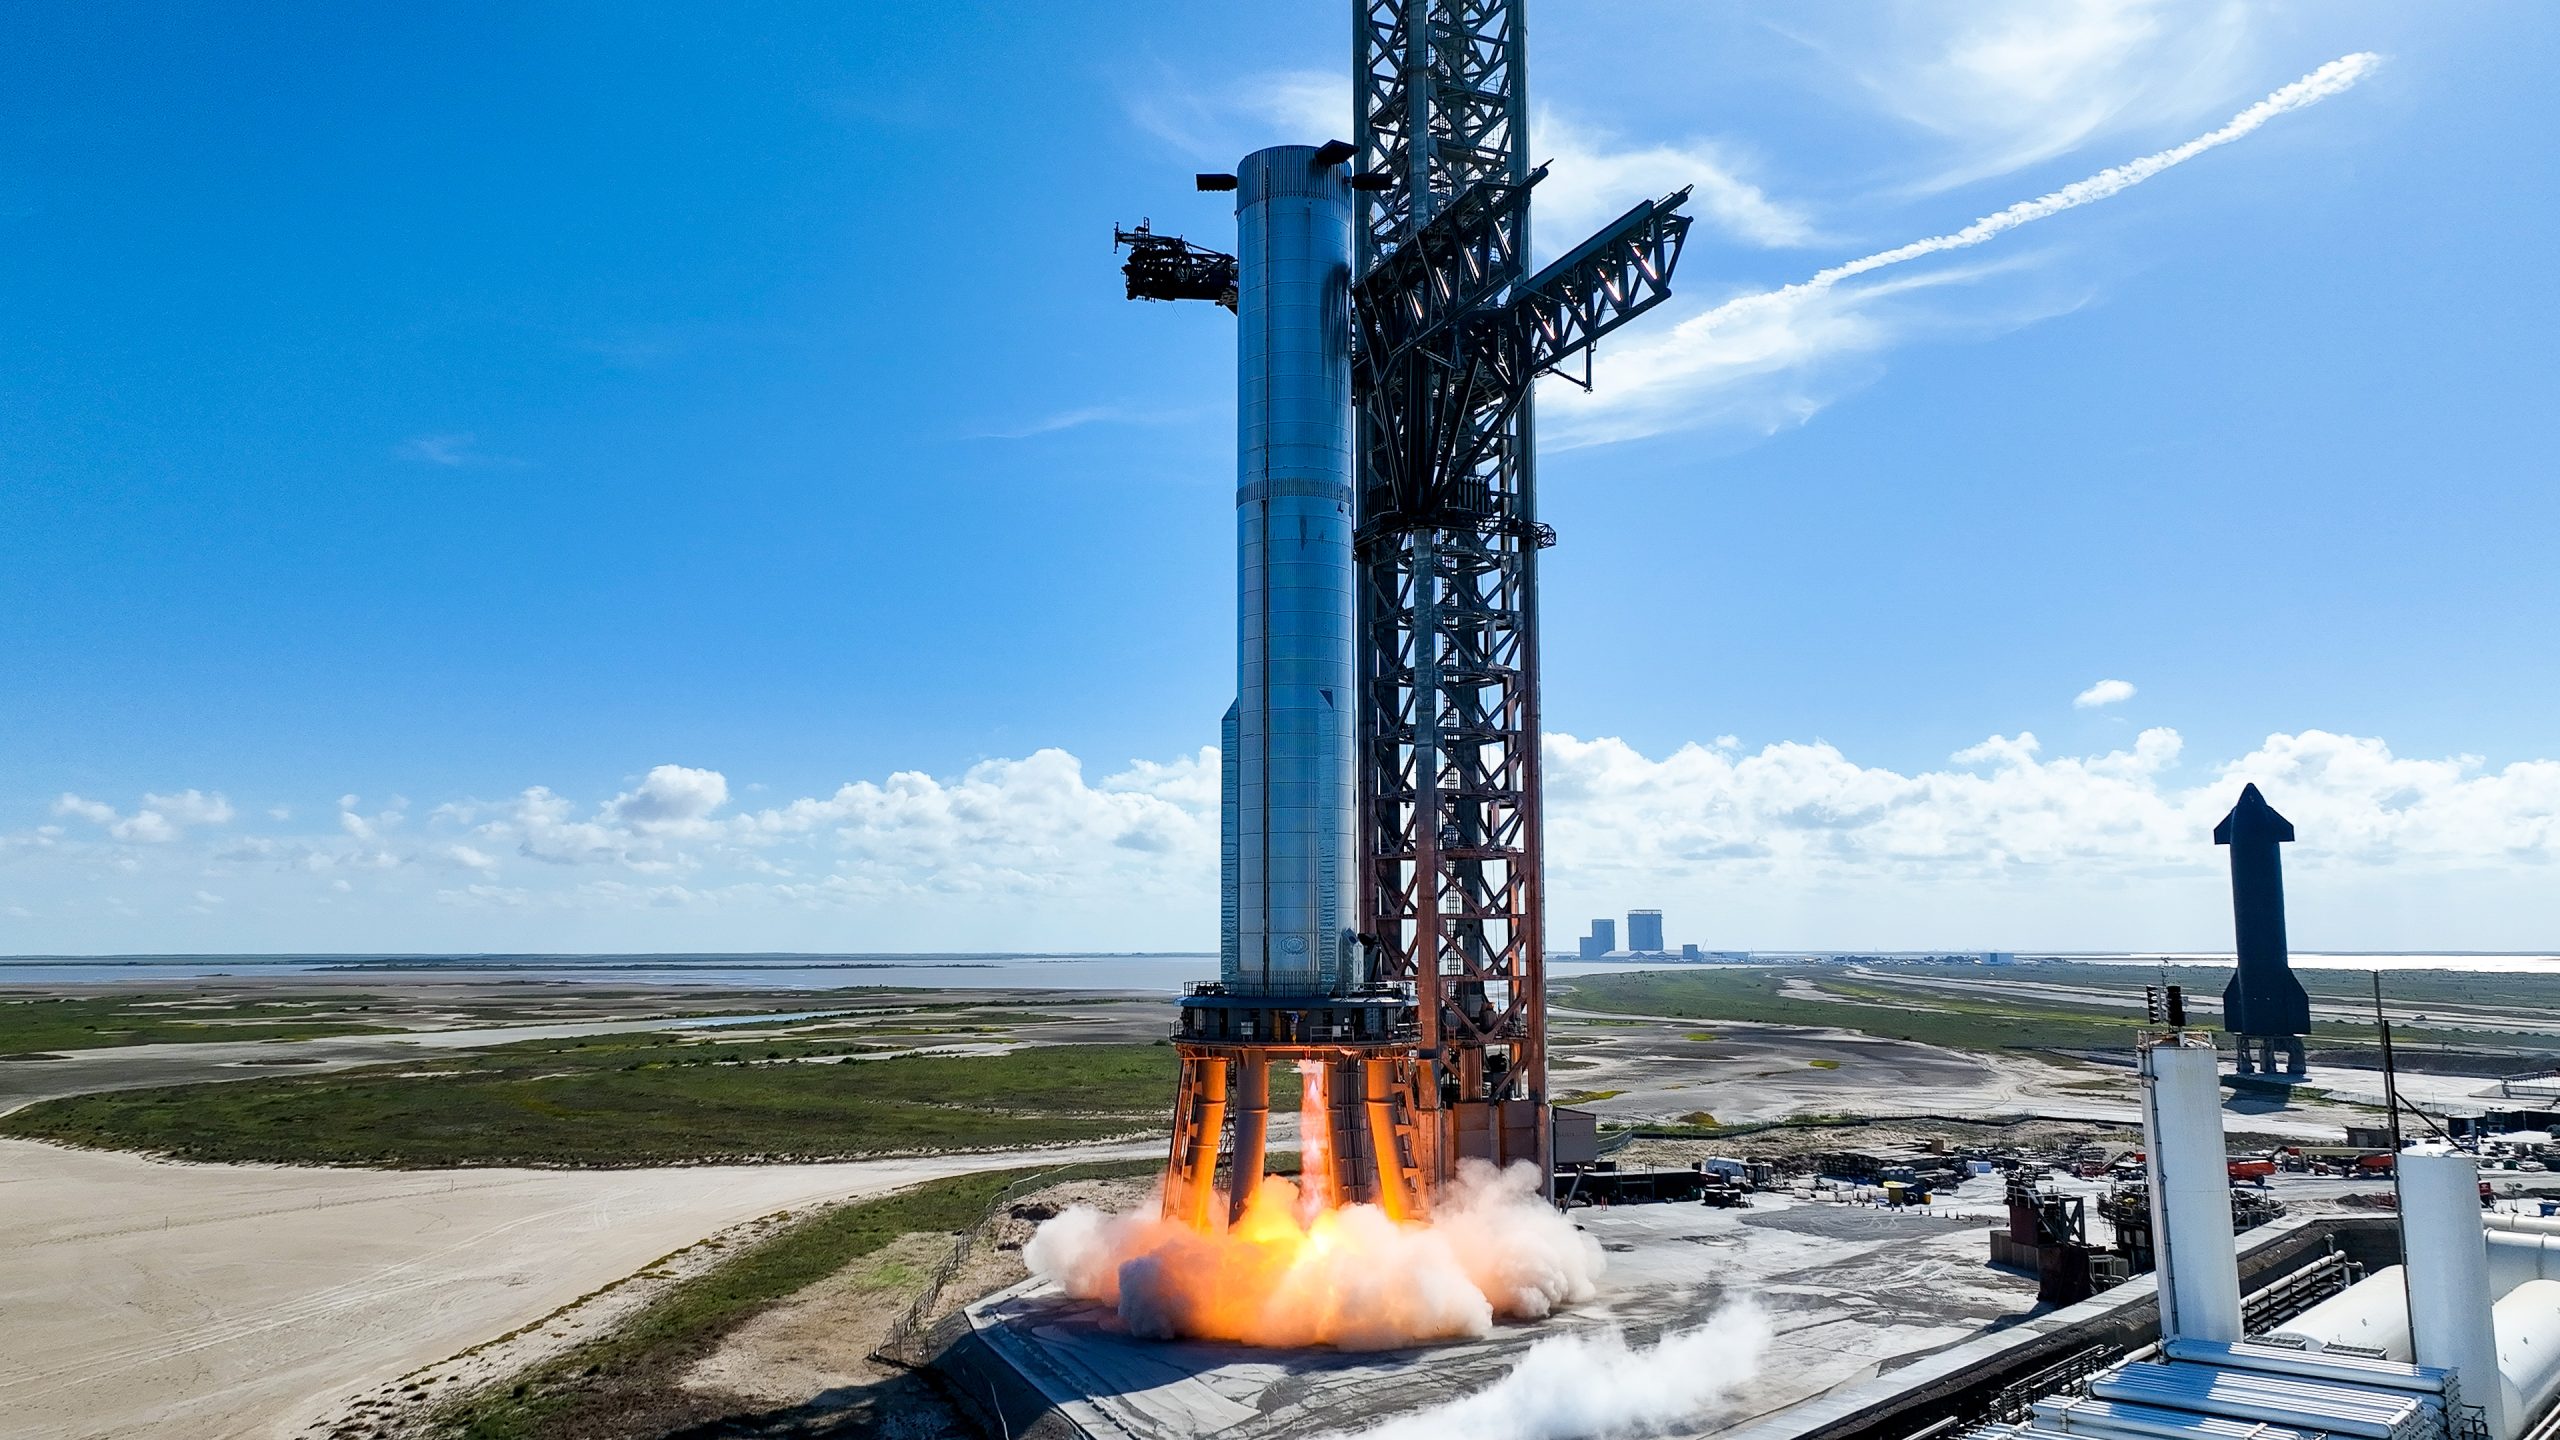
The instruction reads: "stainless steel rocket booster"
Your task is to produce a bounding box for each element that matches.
[1223,145,1358,999]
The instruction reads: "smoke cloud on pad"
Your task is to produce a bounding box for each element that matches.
[1345,1304,1774,1440]
[1024,1158,1604,1349]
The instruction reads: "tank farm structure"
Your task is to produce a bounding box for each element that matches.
[1115,0,1694,1224]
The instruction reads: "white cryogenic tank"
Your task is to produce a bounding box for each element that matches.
[2404,1151,2510,1440]
[2143,1038,2244,1343]
[2495,1279,2560,1430]
[2273,1266,2414,1358]
[2489,1232,2560,1296]
[1225,144,1357,998]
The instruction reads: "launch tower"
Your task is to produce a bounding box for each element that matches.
[1120,1,1693,1221]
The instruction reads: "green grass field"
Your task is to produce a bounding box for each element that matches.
[1557,963,2560,1062]
[1558,968,2147,1051]
[0,1034,1187,1166]
[0,993,404,1055]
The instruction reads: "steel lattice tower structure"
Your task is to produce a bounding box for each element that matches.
[1350,0,1549,1192]
[1348,0,1693,1198]
[1118,0,1692,1218]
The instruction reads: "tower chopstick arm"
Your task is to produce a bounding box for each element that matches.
[1512,187,1693,376]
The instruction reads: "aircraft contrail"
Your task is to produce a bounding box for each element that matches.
[1708,52,2384,330]
[1556,50,2386,443]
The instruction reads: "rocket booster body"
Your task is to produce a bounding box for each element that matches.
[1221,145,1359,999]
[2216,782,2310,1075]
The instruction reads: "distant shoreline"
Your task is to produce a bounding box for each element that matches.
[3,949,2550,965]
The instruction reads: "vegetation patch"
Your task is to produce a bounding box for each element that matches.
[0,993,403,1055]
[1557,1088,1624,1105]
[1558,969,2145,1052]
[426,1159,1159,1440]
[1807,1058,1841,1069]
[0,1036,1181,1167]
[1560,962,2560,1062]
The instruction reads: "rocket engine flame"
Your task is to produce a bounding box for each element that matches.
[1024,1158,1604,1350]
[1294,1058,1335,1220]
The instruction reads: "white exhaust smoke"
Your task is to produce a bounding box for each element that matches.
[1341,1303,1775,1440]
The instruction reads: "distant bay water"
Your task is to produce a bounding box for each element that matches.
[1,950,2553,990]
[0,952,1636,992]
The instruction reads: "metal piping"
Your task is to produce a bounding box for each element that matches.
[2032,1395,2319,1440]
[2488,1233,2560,1297]
[2164,1339,2447,1394]
[2088,1363,2437,1440]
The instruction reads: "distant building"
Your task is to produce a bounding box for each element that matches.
[1627,909,1665,953]
[1578,918,1617,960]
[1681,943,1703,961]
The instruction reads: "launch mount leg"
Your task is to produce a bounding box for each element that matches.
[1230,1053,1270,1223]
[1164,1053,1231,1230]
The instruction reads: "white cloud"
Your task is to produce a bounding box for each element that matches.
[437,883,528,908]
[143,789,234,826]
[975,404,1199,442]
[444,843,499,874]
[1543,52,2380,448]
[2075,679,2138,709]
[110,811,180,843]
[1541,726,2557,941]
[399,433,521,468]
[1812,0,2263,192]
[52,794,116,826]
[1125,68,1347,163]
[740,748,1216,890]
[604,764,730,830]
[1533,110,1814,253]
[10,725,2552,951]
[51,789,236,843]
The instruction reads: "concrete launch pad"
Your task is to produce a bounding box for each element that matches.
[965,1187,2041,1440]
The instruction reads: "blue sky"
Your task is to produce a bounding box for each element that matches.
[4,2,2554,954]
